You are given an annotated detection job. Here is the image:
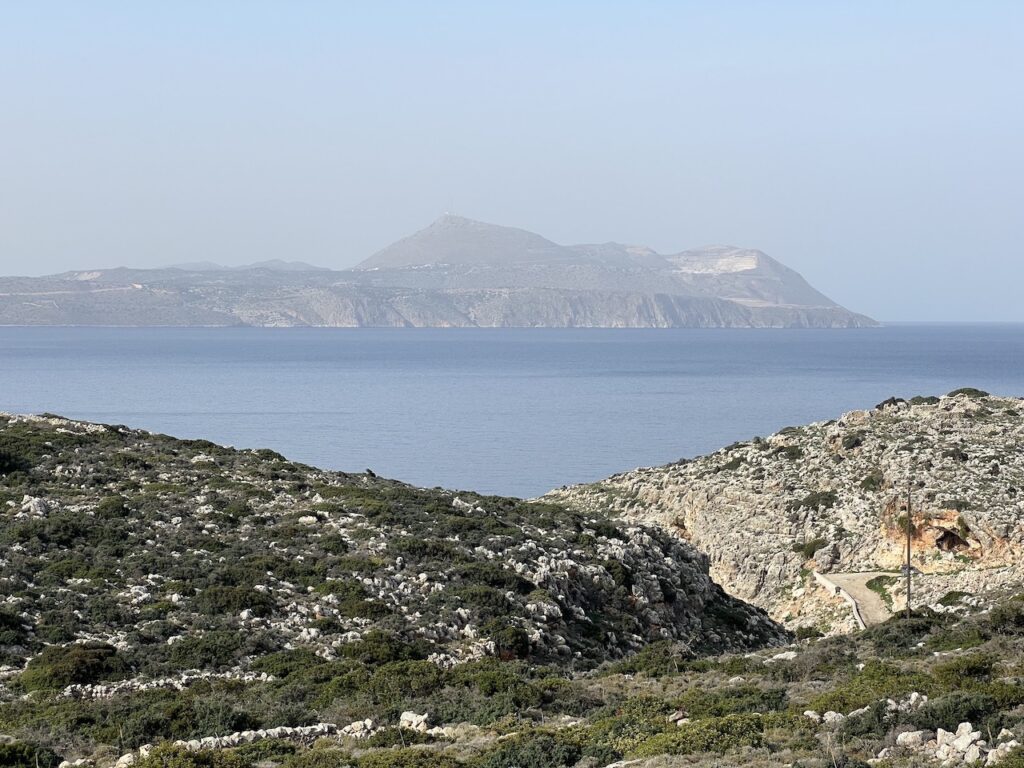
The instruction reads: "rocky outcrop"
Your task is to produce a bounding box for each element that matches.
[549,391,1024,631]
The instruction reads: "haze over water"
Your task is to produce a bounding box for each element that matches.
[5,324,1023,497]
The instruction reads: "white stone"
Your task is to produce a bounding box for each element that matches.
[954,729,983,753]
[896,730,929,748]
[400,711,431,732]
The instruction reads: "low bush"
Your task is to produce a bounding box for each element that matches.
[631,713,768,757]
[908,691,1000,732]
[948,388,989,399]
[791,538,828,559]
[673,684,788,718]
[356,748,459,768]
[0,742,61,768]
[860,470,884,491]
[135,744,244,768]
[788,491,837,512]
[933,652,996,688]
[808,660,932,713]
[475,732,582,768]
[20,642,128,691]
[193,585,276,618]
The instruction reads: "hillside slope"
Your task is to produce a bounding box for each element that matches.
[3,414,1024,768]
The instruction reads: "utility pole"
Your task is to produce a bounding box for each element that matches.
[905,466,913,619]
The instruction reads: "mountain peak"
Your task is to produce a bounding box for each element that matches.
[430,213,480,227]
[356,216,565,270]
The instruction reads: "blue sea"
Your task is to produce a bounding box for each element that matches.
[1,325,1022,497]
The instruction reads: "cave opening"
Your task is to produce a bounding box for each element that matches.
[935,528,969,552]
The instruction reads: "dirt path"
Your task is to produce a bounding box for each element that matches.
[827,571,894,626]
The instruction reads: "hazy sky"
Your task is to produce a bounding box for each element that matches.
[1,2,1021,320]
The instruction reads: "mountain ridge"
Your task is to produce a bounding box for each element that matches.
[0,216,877,328]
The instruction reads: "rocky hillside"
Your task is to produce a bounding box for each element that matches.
[0,413,784,671]
[4,413,1024,768]
[0,216,876,328]
[548,390,1024,634]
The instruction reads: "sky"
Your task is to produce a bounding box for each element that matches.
[0,2,1021,321]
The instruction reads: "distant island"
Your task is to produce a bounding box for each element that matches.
[0,215,876,328]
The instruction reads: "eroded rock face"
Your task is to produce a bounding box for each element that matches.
[549,393,1024,629]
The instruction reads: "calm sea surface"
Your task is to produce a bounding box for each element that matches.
[1,325,1022,497]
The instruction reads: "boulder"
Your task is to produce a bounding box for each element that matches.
[954,726,983,753]
[896,730,931,748]
[399,711,431,732]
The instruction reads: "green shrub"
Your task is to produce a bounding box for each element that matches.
[136,745,244,768]
[909,691,1000,732]
[252,649,325,679]
[367,660,444,705]
[992,748,1024,768]
[232,739,297,762]
[315,580,390,619]
[788,491,837,512]
[860,470,884,491]
[479,620,531,660]
[794,626,823,640]
[988,599,1024,635]
[20,642,128,691]
[719,456,745,471]
[0,608,29,648]
[864,614,948,657]
[948,388,989,399]
[791,538,828,559]
[586,696,673,754]
[0,743,60,768]
[168,631,248,670]
[608,640,691,677]
[337,631,429,666]
[475,732,582,768]
[939,590,969,607]
[925,624,987,651]
[356,748,459,768]
[365,728,434,748]
[842,432,865,450]
[774,446,804,460]
[284,748,354,768]
[674,685,788,718]
[809,660,933,713]
[631,713,767,757]
[933,653,996,687]
[193,585,276,618]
